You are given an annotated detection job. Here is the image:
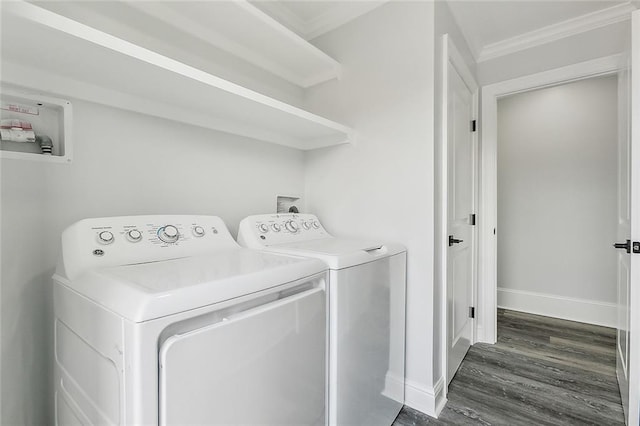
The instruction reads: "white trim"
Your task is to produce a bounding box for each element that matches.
[440,34,479,388]
[404,377,446,418]
[478,53,626,345]
[477,2,636,63]
[497,288,617,328]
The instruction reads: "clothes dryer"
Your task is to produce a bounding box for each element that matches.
[238,213,406,426]
[53,215,327,426]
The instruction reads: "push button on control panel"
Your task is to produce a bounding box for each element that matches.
[193,225,205,237]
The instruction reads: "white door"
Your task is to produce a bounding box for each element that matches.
[447,60,476,383]
[617,9,640,425]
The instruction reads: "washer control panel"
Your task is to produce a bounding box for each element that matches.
[58,215,236,281]
[237,213,330,248]
[89,218,223,248]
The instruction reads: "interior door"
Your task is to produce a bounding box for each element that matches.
[447,61,476,383]
[617,9,639,425]
[616,51,632,424]
[615,11,640,425]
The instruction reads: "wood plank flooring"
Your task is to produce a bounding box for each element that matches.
[393,309,624,425]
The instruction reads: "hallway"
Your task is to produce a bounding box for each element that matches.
[394,309,624,425]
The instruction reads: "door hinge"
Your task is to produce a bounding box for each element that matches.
[470,213,476,226]
[469,307,475,319]
[634,241,640,254]
[471,120,477,132]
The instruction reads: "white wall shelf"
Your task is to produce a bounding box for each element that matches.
[125,1,342,88]
[1,2,353,151]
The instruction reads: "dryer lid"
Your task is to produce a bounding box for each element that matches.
[54,248,326,322]
[268,238,406,270]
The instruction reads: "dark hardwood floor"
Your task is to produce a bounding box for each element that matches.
[394,309,624,425]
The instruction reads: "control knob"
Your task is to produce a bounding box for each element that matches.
[271,223,281,232]
[158,225,180,243]
[127,229,142,243]
[258,224,269,233]
[312,221,320,229]
[301,221,310,230]
[98,231,114,245]
[193,226,205,237]
[285,220,299,233]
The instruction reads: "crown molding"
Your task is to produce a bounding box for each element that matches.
[477,2,637,63]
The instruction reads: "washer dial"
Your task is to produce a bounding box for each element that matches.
[301,221,310,230]
[127,229,142,242]
[285,220,299,233]
[258,224,269,233]
[312,221,320,229]
[271,223,281,232]
[98,231,114,245]
[158,225,180,243]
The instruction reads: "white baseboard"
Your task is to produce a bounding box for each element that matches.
[497,287,617,328]
[404,376,446,418]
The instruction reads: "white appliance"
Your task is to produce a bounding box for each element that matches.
[237,213,406,426]
[53,215,328,426]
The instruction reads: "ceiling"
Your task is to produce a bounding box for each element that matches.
[253,0,638,61]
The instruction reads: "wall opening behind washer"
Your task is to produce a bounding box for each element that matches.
[496,74,618,326]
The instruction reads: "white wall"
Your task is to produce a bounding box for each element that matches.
[303,2,440,415]
[0,100,305,424]
[497,75,618,326]
[478,22,629,86]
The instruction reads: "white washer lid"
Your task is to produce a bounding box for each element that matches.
[54,248,326,322]
[266,238,406,269]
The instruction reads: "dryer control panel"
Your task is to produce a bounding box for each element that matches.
[57,215,238,281]
[237,213,330,248]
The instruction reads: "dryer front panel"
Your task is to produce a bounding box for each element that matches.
[159,286,326,426]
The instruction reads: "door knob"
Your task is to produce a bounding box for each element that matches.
[449,235,464,247]
[613,239,631,254]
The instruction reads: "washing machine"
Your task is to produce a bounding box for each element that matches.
[52,215,328,426]
[237,213,406,426]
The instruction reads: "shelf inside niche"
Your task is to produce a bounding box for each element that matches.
[1,2,353,151]
[0,87,72,163]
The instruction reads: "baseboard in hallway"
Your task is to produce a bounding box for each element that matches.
[392,309,623,425]
[497,287,617,328]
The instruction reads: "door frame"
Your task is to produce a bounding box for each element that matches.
[439,34,479,389]
[477,53,626,345]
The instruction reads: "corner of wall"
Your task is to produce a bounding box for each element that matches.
[404,376,446,418]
